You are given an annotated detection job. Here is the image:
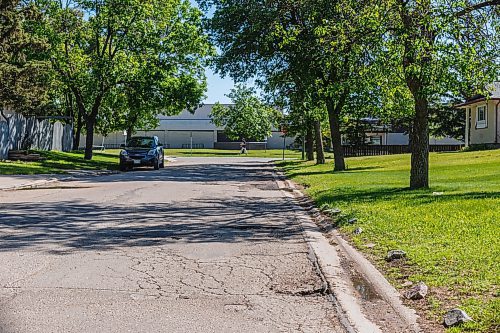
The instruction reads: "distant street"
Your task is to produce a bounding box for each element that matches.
[0,158,344,333]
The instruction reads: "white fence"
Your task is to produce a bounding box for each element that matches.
[0,113,72,160]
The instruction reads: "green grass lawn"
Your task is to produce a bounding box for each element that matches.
[164,148,304,158]
[0,148,304,175]
[0,150,120,175]
[278,150,499,332]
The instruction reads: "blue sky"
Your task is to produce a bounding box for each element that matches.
[189,0,235,104]
[204,65,234,104]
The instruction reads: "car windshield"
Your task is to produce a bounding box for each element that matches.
[126,137,154,148]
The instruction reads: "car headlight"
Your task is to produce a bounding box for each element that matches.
[147,149,156,156]
[120,150,128,156]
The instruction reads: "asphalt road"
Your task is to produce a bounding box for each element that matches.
[0,158,345,333]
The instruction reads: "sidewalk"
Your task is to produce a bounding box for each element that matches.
[0,170,118,191]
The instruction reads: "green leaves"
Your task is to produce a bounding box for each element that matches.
[210,85,281,141]
[31,0,212,157]
[0,0,52,114]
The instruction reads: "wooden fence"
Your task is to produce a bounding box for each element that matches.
[0,113,72,160]
[342,144,463,157]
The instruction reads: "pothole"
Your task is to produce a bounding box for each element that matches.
[275,287,326,297]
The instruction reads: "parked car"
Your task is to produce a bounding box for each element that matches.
[119,136,165,171]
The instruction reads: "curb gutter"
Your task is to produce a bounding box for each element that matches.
[273,168,422,333]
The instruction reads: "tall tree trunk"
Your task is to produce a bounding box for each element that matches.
[70,88,87,151]
[126,127,133,142]
[73,108,83,150]
[305,120,314,161]
[314,120,325,164]
[409,95,429,189]
[399,3,432,189]
[83,95,103,160]
[326,99,346,171]
[84,116,95,160]
[126,115,137,142]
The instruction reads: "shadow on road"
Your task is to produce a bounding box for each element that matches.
[0,159,303,253]
[80,160,276,184]
[0,196,301,253]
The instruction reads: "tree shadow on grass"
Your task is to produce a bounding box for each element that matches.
[32,151,119,171]
[314,187,500,207]
[288,166,383,177]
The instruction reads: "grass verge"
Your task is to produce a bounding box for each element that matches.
[0,150,119,175]
[164,148,305,158]
[0,148,306,175]
[277,150,499,332]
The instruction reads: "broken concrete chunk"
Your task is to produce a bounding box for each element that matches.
[443,308,472,327]
[404,282,428,300]
[364,243,376,248]
[401,281,413,287]
[353,227,363,235]
[386,250,406,261]
[348,218,358,224]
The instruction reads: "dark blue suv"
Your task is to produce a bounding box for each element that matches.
[119,136,165,171]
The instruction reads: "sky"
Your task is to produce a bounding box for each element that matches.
[204,65,234,104]
[189,0,235,105]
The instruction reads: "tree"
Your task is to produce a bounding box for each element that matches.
[202,0,384,171]
[429,103,465,141]
[39,0,211,159]
[387,0,499,188]
[0,0,51,120]
[210,86,281,142]
[313,119,326,164]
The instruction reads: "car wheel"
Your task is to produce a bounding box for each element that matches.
[120,163,127,172]
[160,158,165,168]
[154,158,160,170]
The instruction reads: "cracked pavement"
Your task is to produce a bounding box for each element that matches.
[0,157,344,333]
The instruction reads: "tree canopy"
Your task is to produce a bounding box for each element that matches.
[210,86,281,142]
[35,0,212,159]
[201,0,499,187]
[384,0,499,188]
[0,0,51,119]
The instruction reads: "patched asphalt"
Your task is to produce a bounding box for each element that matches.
[0,157,344,333]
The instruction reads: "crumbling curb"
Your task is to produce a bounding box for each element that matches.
[272,167,422,333]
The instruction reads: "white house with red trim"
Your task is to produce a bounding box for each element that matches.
[455,82,500,148]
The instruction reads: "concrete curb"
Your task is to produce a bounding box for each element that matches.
[272,168,422,333]
[0,170,119,191]
[1,178,60,191]
[331,229,421,332]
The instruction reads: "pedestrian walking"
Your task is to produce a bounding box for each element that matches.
[240,138,247,155]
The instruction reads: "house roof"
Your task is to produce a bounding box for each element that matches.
[455,82,500,108]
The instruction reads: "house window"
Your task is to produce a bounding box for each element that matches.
[476,105,487,129]
[368,136,382,145]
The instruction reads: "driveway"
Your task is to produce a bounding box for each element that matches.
[0,158,344,332]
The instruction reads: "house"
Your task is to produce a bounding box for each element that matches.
[82,104,296,150]
[455,82,500,148]
[341,118,462,146]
